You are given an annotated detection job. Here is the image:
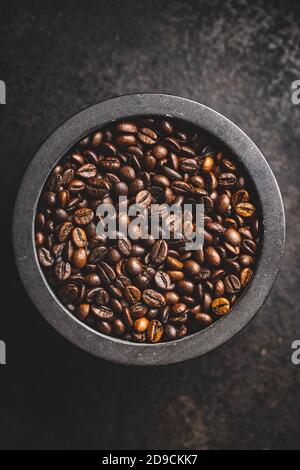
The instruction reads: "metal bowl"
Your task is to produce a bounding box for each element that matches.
[13,94,285,366]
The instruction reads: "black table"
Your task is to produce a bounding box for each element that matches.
[1,0,299,450]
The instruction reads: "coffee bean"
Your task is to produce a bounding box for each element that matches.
[97,321,112,335]
[154,271,172,290]
[125,257,143,276]
[134,317,149,333]
[72,248,87,269]
[240,267,253,287]
[211,297,230,316]
[97,262,116,285]
[176,280,194,295]
[148,319,163,343]
[74,208,94,226]
[38,247,54,267]
[184,260,201,277]
[224,274,241,294]
[142,289,166,308]
[55,260,71,280]
[235,202,255,217]
[88,246,107,264]
[71,227,87,248]
[116,238,131,256]
[91,305,114,321]
[136,190,152,207]
[205,247,221,266]
[194,313,213,328]
[124,285,142,304]
[150,240,168,265]
[225,227,241,246]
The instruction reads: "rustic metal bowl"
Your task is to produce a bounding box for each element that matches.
[13,94,285,365]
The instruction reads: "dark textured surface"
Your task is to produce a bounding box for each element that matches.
[0,0,299,450]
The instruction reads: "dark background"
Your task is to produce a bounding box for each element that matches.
[0,0,299,450]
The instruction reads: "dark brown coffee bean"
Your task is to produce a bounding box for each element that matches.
[97,262,116,285]
[150,240,168,265]
[72,248,87,269]
[74,208,94,226]
[225,227,241,246]
[57,221,73,242]
[218,173,237,188]
[97,321,112,335]
[124,285,142,304]
[205,247,221,266]
[184,260,201,277]
[91,305,114,321]
[38,247,54,267]
[55,260,71,280]
[71,227,87,248]
[142,289,166,308]
[176,280,194,295]
[125,257,143,276]
[240,267,253,287]
[135,189,152,207]
[119,165,136,182]
[76,163,97,179]
[60,283,79,303]
[138,128,157,145]
[194,313,213,328]
[224,274,241,294]
[154,271,172,290]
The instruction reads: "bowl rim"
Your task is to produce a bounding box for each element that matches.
[12,93,285,366]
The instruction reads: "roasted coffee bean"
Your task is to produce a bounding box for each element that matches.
[57,221,73,242]
[124,285,142,304]
[240,267,253,287]
[38,247,54,267]
[224,274,241,294]
[153,144,168,160]
[91,305,114,321]
[142,289,166,308]
[211,297,230,316]
[88,246,107,264]
[130,303,148,318]
[224,227,241,246]
[117,238,132,256]
[154,271,172,290]
[193,313,213,328]
[134,317,149,333]
[125,257,143,276]
[135,189,152,207]
[148,319,163,343]
[55,260,71,281]
[235,202,255,217]
[72,248,87,269]
[36,116,260,344]
[176,280,194,295]
[184,260,201,277]
[74,208,94,225]
[97,262,116,285]
[97,321,112,335]
[71,227,87,248]
[164,324,177,340]
[151,240,168,265]
[205,247,221,266]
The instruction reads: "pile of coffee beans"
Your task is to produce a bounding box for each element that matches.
[35,117,260,343]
